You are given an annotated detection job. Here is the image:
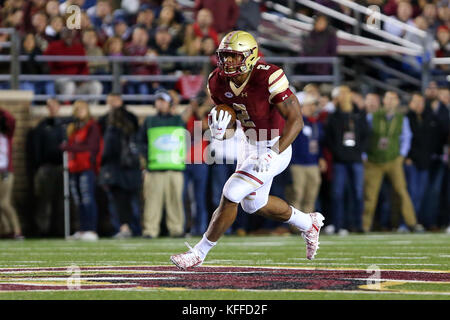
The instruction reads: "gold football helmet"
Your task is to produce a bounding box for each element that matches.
[216,31,259,77]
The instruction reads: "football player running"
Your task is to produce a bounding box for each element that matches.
[170,31,324,270]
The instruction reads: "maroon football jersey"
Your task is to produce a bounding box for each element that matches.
[207,60,293,141]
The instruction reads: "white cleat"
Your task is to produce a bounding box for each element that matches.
[170,242,203,270]
[80,231,99,241]
[301,212,325,260]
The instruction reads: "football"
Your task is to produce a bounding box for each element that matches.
[214,104,236,129]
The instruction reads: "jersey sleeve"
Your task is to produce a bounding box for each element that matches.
[267,68,293,104]
[207,70,223,105]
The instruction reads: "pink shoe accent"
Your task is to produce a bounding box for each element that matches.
[170,242,204,270]
[302,212,325,260]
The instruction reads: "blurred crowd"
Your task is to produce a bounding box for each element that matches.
[0,81,449,240]
[297,0,449,81]
[292,81,449,236]
[0,0,255,98]
[0,0,448,95]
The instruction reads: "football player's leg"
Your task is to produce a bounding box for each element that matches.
[235,145,314,232]
[249,188,314,233]
[204,196,239,242]
[172,165,262,268]
[205,166,266,241]
[240,177,297,223]
[251,187,325,260]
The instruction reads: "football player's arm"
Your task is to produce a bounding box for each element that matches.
[273,94,304,154]
[206,77,235,138]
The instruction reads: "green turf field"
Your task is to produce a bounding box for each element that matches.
[0,233,448,300]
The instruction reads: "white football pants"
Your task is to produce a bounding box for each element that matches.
[222,134,292,214]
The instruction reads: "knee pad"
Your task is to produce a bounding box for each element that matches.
[222,174,254,204]
[240,194,268,214]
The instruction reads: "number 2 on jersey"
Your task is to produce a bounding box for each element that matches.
[232,103,256,128]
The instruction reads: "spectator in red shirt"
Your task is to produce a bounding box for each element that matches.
[61,100,102,241]
[194,0,239,35]
[124,26,160,97]
[45,28,102,103]
[192,8,219,47]
[181,8,218,60]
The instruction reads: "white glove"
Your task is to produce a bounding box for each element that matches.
[254,148,278,172]
[208,107,232,140]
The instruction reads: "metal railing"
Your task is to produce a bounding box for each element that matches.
[296,0,426,52]
[0,34,342,102]
[0,28,20,89]
[289,0,448,92]
[328,0,427,38]
[260,10,423,56]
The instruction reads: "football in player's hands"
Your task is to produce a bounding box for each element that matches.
[214,104,236,129]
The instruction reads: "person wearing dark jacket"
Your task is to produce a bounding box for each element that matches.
[302,15,338,76]
[61,100,102,241]
[325,86,369,234]
[98,94,141,238]
[20,33,55,96]
[421,86,450,230]
[31,98,71,236]
[287,95,327,216]
[404,93,436,226]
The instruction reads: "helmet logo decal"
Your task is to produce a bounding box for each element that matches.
[225,92,233,98]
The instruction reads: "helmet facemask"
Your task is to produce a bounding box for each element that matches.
[216,48,254,77]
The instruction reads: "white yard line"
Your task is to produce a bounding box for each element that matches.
[258,262,443,266]
[1,276,178,282]
[0,286,448,296]
[360,256,429,259]
[0,264,448,273]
